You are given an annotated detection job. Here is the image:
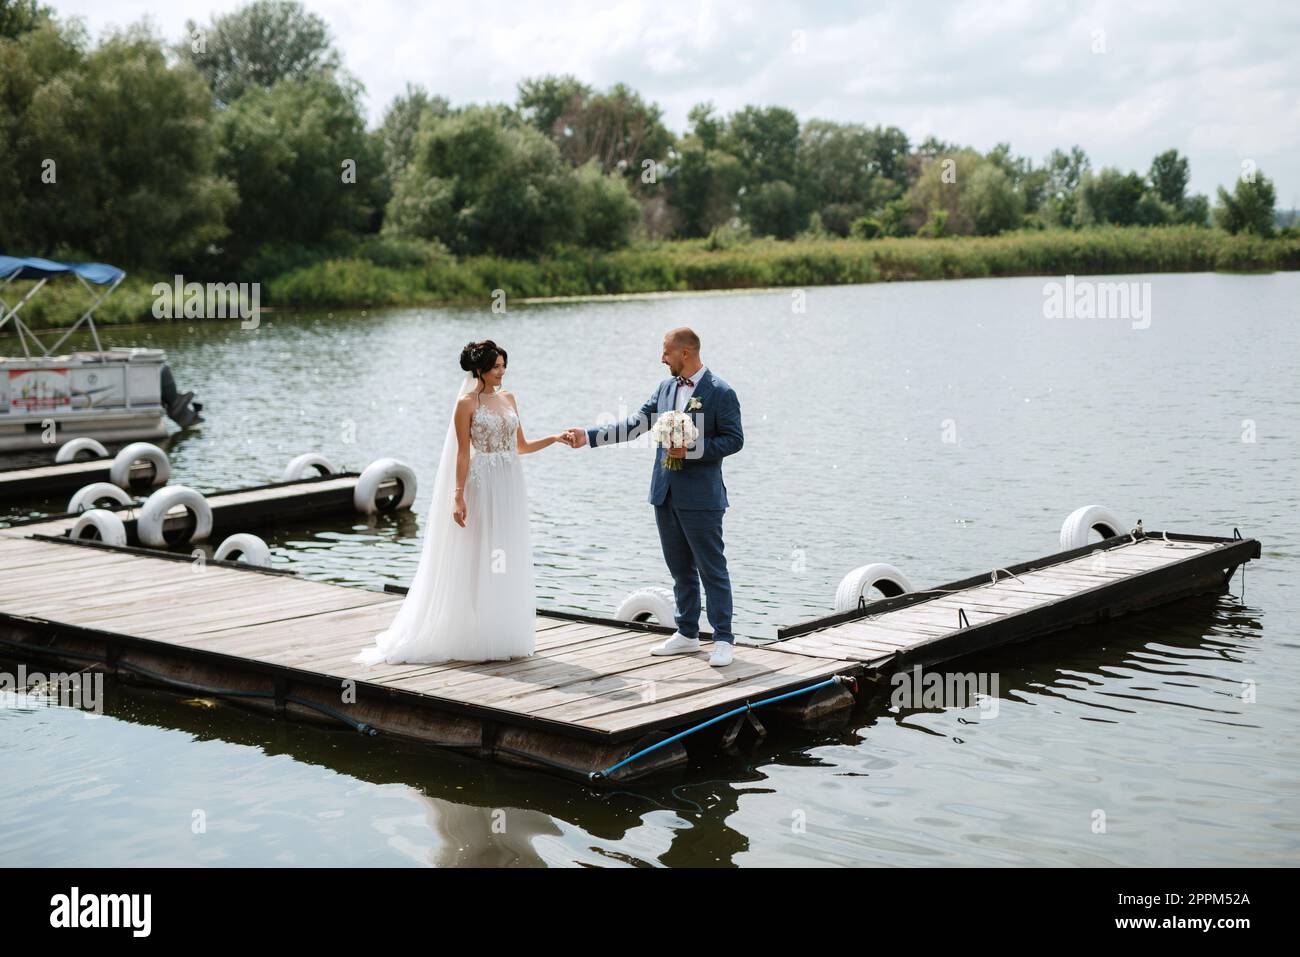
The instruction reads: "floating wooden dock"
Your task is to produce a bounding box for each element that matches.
[0,456,159,500]
[0,526,1259,783]
[0,472,375,545]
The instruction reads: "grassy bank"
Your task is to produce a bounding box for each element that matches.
[10,226,1300,328]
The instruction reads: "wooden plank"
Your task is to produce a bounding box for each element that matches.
[383,632,659,700]
[783,626,905,655]
[580,656,846,732]
[874,603,1006,631]
[182,601,406,656]
[78,587,391,635]
[204,477,357,507]
[0,548,120,577]
[767,634,898,662]
[830,617,950,641]
[525,649,830,724]
[299,624,646,683]
[0,459,105,482]
[16,566,295,612]
[503,655,764,717]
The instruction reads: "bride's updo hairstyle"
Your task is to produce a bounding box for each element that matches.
[460,339,507,379]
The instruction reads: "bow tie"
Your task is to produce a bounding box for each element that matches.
[675,375,695,388]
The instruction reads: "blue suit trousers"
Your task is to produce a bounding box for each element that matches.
[653,487,733,643]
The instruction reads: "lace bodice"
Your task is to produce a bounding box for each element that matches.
[470,403,518,455]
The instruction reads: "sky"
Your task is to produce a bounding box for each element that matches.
[52,0,1300,203]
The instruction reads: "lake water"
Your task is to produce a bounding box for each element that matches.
[2,271,1297,866]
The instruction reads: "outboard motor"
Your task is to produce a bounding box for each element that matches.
[160,361,204,428]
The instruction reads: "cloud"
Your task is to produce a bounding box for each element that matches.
[53,0,1300,201]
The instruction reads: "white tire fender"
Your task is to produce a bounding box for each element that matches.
[138,484,212,547]
[834,563,914,612]
[615,586,678,625]
[109,442,170,490]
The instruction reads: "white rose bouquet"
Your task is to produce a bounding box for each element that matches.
[650,410,699,471]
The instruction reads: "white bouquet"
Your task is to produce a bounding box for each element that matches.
[650,410,699,471]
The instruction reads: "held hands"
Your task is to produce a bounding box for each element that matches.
[558,428,587,448]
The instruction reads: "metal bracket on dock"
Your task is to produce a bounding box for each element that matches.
[103,640,123,674]
[744,704,768,739]
[272,676,288,716]
[480,719,499,758]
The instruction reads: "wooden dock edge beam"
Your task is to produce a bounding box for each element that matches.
[0,614,701,785]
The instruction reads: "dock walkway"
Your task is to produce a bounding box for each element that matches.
[0,525,1259,781]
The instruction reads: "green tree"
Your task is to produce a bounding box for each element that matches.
[907,150,979,234]
[570,158,641,248]
[515,74,591,135]
[986,142,1047,215]
[864,125,910,189]
[374,83,451,193]
[744,179,801,239]
[1134,191,1175,226]
[1076,168,1147,226]
[666,138,744,237]
[727,105,800,186]
[1178,193,1210,227]
[1040,146,1089,227]
[963,163,1024,234]
[687,102,725,150]
[386,106,590,257]
[179,0,340,106]
[1148,148,1190,206]
[1213,171,1277,236]
[217,72,377,265]
[516,76,672,200]
[0,0,51,38]
[0,19,234,269]
[796,119,895,235]
[724,106,800,235]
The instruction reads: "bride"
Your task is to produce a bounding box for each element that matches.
[354,340,572,665]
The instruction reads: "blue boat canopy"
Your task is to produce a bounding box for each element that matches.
[1,255,127,358]
[0,255,125,285]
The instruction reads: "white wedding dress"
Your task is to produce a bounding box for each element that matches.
[354,385,537,665]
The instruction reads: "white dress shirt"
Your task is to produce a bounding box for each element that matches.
[673,365,706,412]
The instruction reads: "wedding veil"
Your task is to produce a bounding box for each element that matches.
[355,370,478,665]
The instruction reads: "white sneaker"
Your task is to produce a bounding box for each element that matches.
[708,642,734,667]
[650,632,700,655]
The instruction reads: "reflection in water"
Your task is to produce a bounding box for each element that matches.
[2,272,1298,865]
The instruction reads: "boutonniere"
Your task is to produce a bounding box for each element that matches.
[687,396,703,412]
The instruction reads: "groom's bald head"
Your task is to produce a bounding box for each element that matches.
[661,327,701,375]
[666,327,700,352]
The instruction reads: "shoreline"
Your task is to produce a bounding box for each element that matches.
[5,227,1298,330]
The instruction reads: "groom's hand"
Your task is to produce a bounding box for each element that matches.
[564,427,588,447]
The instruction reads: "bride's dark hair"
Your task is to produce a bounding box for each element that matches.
[460,339,507,379]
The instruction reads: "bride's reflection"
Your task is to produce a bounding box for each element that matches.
[416,795,562,866]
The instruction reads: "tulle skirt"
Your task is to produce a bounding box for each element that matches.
[355,449,536,664]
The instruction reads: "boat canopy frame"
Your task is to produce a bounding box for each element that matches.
[0,255,126,359]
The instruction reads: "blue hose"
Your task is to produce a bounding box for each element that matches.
[591,674,854,781]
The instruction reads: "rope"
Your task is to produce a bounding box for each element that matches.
[0,636,728,783]
[589,674,855,782]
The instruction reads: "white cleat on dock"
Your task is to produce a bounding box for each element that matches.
[650,632,700,655]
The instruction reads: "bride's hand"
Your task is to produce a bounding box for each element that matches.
[555,431,574,447]
[453,495,467,527]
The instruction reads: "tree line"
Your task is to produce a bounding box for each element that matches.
[0,0,1286,279]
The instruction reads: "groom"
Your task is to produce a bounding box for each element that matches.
[565,328,744,666]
